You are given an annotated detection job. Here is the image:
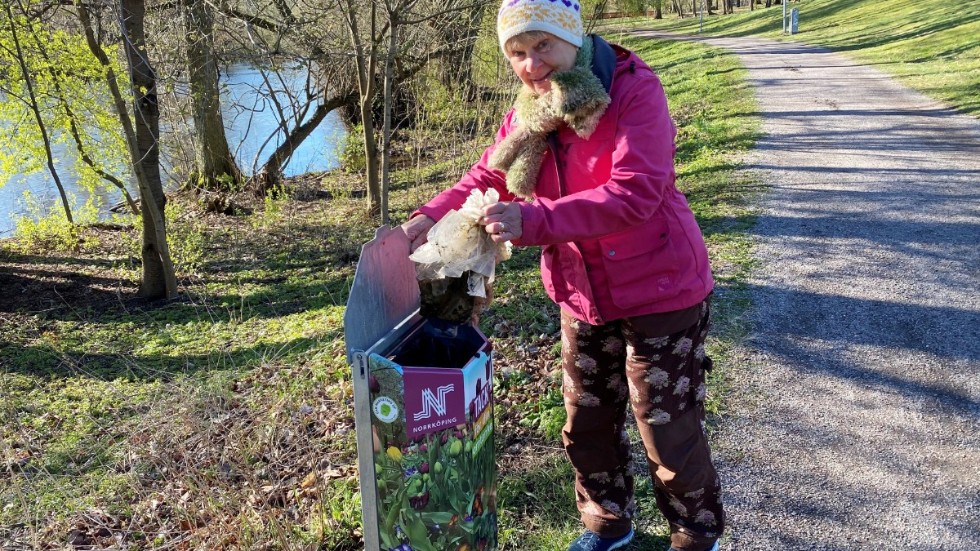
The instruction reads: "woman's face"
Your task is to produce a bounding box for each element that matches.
[505,33,579,95]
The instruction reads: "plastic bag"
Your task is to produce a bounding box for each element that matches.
[410,189,512,323]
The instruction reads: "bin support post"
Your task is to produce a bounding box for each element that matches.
[351,351,381,551]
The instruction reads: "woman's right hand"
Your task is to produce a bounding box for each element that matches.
[400,215,435,253]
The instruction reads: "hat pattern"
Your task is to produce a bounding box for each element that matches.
[498,0,584,51]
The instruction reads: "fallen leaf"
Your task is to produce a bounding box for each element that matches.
[300,472,317,489]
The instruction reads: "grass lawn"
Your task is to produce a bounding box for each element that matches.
[0,36,758,551]
[604,0,980,117]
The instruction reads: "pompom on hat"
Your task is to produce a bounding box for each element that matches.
[497,0,584,52]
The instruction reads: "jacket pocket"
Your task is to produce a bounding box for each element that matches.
[599,218,678,310]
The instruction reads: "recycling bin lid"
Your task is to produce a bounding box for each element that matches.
[344,226,420,363]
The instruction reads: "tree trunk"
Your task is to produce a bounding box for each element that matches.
[4,4,74,225]
[673,0,684,17]
[250,90,357,196]
[342,0,382,217]
[118,0,177,299]
[182,0,241,191]
[361,95,381,216]
[380,13,398,226]
[78,0,177,299]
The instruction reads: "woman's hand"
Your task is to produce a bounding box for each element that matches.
[481,202,522,243]
[400,215,435,252]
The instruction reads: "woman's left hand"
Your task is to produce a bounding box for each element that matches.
[481,202,523,243]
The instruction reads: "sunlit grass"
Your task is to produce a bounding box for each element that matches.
[604,0,980,116]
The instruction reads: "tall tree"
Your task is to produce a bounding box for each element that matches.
[208,0,359,197]
[673,0,685,17]
[340,0,384,216]
[1,2,140,224]
[78,0,177,299]
[22,3,139,215]
[337,0,492,220]
[182,0,241,191]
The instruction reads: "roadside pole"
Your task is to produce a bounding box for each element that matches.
[783,0,787,33]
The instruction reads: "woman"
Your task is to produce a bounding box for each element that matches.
[401,1,724,550]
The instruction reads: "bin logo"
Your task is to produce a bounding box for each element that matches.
[413,384,454,421]
[404,370,465,438]
[373,396,399,423]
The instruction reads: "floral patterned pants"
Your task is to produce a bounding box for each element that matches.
[559,299,725,551]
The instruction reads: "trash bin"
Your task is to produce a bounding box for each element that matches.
[345,226,498,551]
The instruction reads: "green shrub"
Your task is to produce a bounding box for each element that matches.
[338,124,366,175]
[519,382,566,440]
[165,201,206,274]
[13,191,99,253]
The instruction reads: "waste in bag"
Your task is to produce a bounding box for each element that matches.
[410,189,511,325]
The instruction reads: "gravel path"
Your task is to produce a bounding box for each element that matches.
[634,33,980,549]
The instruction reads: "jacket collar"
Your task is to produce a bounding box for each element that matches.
[589,34,616,94]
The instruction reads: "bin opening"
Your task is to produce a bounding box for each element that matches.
[387,318,486,369]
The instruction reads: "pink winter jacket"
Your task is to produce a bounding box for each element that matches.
[416,39,713,325]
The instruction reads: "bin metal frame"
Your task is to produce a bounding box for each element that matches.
[345,226,421,551]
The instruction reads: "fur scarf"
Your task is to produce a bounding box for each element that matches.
[489,37,612,200]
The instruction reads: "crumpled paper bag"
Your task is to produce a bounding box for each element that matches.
[410,189,512,323]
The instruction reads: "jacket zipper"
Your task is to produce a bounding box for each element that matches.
[548,133,565,198]
[548,133,603,324]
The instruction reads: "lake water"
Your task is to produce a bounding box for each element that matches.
[0,64,346,237]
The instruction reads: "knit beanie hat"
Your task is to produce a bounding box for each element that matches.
[497,0,584,52]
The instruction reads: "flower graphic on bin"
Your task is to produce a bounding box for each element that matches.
[367,348,496,550]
